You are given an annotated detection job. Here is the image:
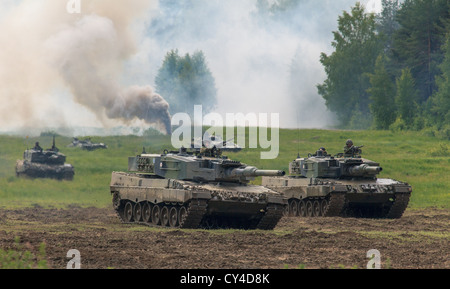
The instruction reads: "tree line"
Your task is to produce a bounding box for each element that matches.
[317,0,449,138]
[155,49,217,117]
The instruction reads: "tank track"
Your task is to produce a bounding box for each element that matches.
[113,193,282,230]
[322,192,346,217]
[255,204,285,230]
[180,199,208,228]
[342,192,411,219]
[384,193,411,219]
[15,160,74,181]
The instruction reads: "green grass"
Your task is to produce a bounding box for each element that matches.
[0,129,448,209]
[0,237,48,269]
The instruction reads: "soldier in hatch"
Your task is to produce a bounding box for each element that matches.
[33,142,43,151]
[314,147,328,157]
[344,139,362,157]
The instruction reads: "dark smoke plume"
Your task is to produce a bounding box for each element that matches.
[109,86,172,134]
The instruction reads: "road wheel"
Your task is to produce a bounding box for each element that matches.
[179,206,188,226]
[124,202,134,222]
[161,206,170,226]
[313,200,321,217]
[298,200,307,217]
[152,205,161,225]
[142,202,152,223]
[320,199,329,216]
[134,202,142,222]
[306,200,313,217]
[289,199,298,217]
[169,207,179,227]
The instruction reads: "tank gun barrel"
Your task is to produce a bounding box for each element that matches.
[228,166,285,178]
[347,164,382,176]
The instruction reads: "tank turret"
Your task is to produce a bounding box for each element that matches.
[111,148,287,230]
[128,148,284,183]
[291,154,383,180]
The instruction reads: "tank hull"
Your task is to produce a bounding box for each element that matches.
[262,176,411,218]
[15,160,74,181]
[110,172,287,229]
[81,144,107,151]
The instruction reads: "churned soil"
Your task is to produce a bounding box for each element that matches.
[0,206,448,269]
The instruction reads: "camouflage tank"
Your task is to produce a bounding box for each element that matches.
[110,147,287,229]
[262,145,412,219]
[68,137,107,151]
[15,137,75,181]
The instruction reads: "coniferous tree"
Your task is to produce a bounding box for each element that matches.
[395,68,419,128]
[376,0,402,77]
[393,0,449,102]
[377,0,401,51]
[429,34,450,130]
[367,55,397,129]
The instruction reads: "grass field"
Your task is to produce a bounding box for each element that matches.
[0,129,448,209]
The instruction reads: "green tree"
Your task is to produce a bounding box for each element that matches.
[429,34,450,129]
[395,68,419,128]
[155,49,217,116]
[376,0,402,77]
[317,2,382,127]
[377,0,401,50]
[367,55,397,129]
[393,0,449,102]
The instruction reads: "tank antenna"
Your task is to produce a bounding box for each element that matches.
[297,111,300,159]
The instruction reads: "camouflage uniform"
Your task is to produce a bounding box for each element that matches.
[344,140,361,157]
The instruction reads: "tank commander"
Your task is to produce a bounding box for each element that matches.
[344,139,362,157]
[33,142,43,151]
[314,147,328,157]
[200,146,222,158]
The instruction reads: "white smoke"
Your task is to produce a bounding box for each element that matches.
[0,0,171,135]
[141,0,381,129]
[0,0,381,135]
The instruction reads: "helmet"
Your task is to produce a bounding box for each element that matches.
[346,139,353,146]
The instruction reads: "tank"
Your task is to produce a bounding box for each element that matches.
[262,146,412,219]
[15,137,75,181]
[110,147,287,229]
[191,132,242,152]
[68,137,107,151]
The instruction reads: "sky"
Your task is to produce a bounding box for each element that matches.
[0,0,382,136]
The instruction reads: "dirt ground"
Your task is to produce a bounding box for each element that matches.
[0,206,448,269]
